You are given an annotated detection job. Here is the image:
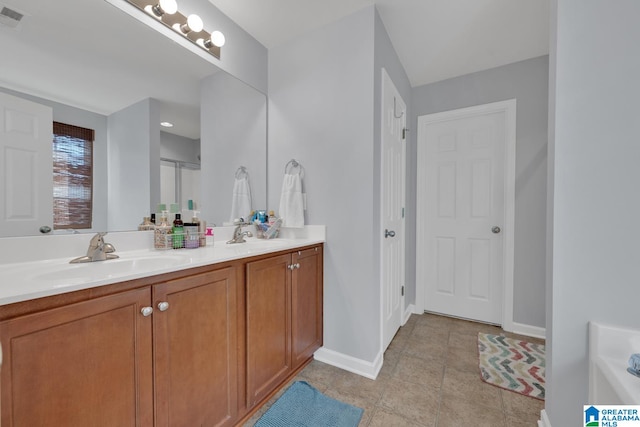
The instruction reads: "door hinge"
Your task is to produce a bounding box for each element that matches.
[402,207,405,218]
[402,128,409,140]
[401,286,404,297]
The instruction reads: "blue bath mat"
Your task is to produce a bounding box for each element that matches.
[255,381,364,427]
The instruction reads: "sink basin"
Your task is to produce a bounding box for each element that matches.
[30,254,192,283]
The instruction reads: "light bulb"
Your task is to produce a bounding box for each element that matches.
[210,30,225,47]
[159,0,177,14]
[150,0,177,17]
[181,14,203,33]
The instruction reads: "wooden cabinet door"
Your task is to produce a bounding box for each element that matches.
[291,246,324,369]
[0,287,153,427]
[245,253,292,407]
[153,266,239,427]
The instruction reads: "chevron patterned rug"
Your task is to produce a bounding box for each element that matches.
[477,333,545,400]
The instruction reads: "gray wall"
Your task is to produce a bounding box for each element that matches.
[107,98,160,231]
[409,56,549,328]
[0,86,109,232]
[268,7,380,362]
[200,72,267,227]
[546,2,640,426]
[174,0,268,94]
[160,132,200,165]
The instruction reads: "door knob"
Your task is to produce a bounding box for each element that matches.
[385,229,396,238]
[492,226,501,234]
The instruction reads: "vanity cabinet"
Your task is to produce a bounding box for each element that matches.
[291,247,323,370]
[245,246,323,408]
[0,266,241,427]
[153,266,240,427]
[0,243,323,427]
[0,287,154,426]
[246,253,292,407]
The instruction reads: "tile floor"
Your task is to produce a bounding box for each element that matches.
[244,313,545,427]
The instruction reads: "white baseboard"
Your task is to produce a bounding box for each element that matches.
[313,347,383,380]
[403,304,419,325]
[538,409,551,427]
[509,321,546,340]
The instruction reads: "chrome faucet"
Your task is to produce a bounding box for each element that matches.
[70,232,119,263]
[227,219,253,244]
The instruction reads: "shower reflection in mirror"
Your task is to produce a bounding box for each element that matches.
[160,158,200,213]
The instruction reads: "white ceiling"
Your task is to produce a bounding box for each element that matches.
[208,0,550,87]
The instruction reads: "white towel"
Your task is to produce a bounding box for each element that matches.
[229,177,252,222]
[278,173,304,228]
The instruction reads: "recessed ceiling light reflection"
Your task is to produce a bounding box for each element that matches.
[160,122,174,128]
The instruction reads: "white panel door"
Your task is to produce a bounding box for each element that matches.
[0,92,53,237]
[417,102,513,324]
[381,69,406,350]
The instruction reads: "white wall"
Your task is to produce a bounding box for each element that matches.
[546,2,640,426]
[268,7,380,363]
[410,56,549,329]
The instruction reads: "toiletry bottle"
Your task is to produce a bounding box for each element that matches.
[184,222,199,248]
[138,216,154,231]
[268,210,277,226]
[192,211,206,247]
[150,213,156,225]
[205,227,214,246]
[154,211,172,249]
[172,213,184,249]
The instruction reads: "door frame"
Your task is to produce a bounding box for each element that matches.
[415,99,516,330]
[379,68,406,351]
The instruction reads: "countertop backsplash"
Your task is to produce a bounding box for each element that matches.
[0,225,326,265]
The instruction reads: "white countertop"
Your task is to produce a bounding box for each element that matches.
[0,226,325,306]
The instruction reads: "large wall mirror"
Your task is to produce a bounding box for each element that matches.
[0,0,266,236]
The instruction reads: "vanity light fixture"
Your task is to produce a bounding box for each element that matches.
[124,0,224,59]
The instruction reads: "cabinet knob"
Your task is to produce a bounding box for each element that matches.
[157,301,170,312]
[288,264,295,270]
[295,263,300,269]
[141,306,153,317]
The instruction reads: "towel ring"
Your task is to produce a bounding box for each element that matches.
[235,166,249,179]
[285,159,304,177]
